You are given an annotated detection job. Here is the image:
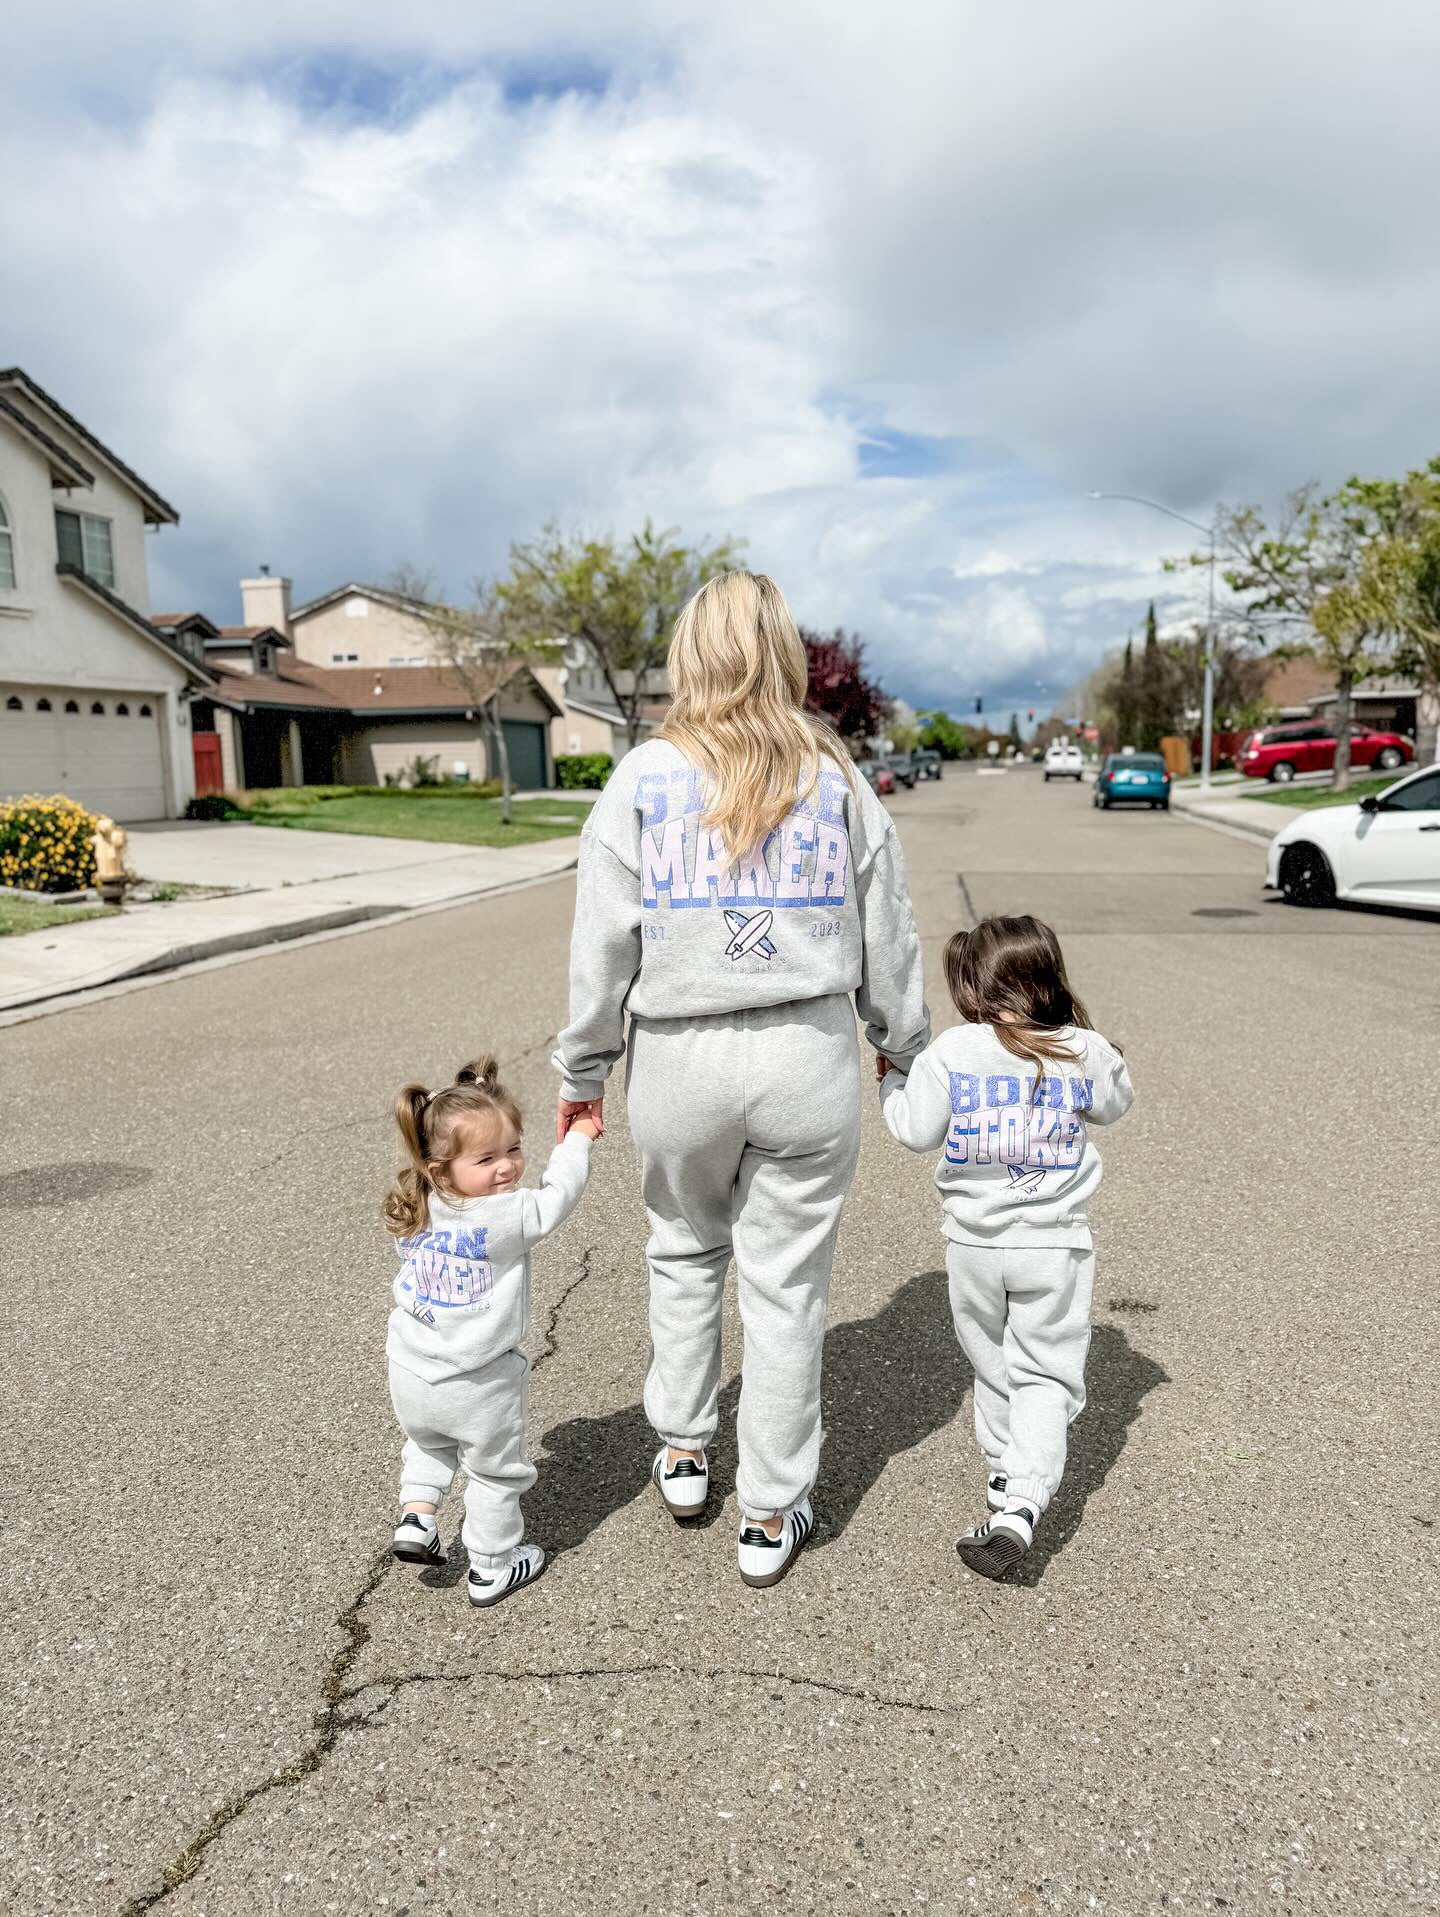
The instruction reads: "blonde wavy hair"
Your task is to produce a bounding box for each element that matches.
[660,570,854,860]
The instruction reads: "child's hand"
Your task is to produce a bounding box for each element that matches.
[570,1116,603,1141]
[875,1054,892,1081]
[557,1096,604,1141]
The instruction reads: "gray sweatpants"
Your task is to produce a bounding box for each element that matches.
[626,995,862,1520]
[945,1242,1094,1514]
[388,1351,535,1570]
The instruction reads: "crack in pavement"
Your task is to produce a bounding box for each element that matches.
[119,1238,598,1911]
[347,1660,956,1723]
[532,1241,598,1376]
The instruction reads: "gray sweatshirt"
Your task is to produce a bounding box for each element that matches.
[386,1133,592,1383]
[880,1022,1133,1247]
[553,739,930,1101]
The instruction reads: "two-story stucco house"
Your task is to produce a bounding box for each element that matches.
[0,368,212,820]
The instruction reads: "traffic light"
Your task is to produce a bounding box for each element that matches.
[974,696,983,714]
[1026,709,1034,722]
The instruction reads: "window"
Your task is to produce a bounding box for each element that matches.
[138,702,152,717]
[1381,771,1440,812]
[5,695,21,711]
[0,494,14,590]
[254,642,275,674]
[331,651,359,664]
[36,697,51,711]
[55,510,115,588]
[90,700,105,715]
[116,702,129,716]
[65,699,79,714]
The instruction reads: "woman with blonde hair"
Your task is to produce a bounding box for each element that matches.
[553,570,928,1587]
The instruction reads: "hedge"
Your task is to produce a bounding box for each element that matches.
[0,793,100,893]
[555,753,614,789]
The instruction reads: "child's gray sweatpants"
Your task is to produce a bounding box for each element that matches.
[945,1242,1094,1514]
[388,1350,534,1570]
[625,994,862,1520]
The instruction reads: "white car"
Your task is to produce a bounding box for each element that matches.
[1266,762,1440,913]
[1043,740,1084,782]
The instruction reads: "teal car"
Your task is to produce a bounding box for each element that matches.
[1094,751,1171,811]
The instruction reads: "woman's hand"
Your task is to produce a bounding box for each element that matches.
[875,1054,892,1081]
[557,1097,605,1142]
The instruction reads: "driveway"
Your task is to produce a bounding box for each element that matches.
[2,771,1435,1913]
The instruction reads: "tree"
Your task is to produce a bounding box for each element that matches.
[917,709,974,759]
[1170,482,1398,790]
[1007,711,1023,754]
[499,521,740,753]
[1137,603,1175,750]
[388,564,545,825]
[800,628,890,745]
[1110,637,1138,748]
[1350,460,1440,764]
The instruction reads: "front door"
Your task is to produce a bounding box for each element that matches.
[500,720,548,791]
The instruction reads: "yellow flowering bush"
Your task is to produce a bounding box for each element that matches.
[0,794,100,894]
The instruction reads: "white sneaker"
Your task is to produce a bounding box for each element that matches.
[652,1446,709,1523]
[737,1497,814,1590]
[986,1474,1008,1512]
[467,1543,545,1609]
[957,1502,1036,1581]
[392,1511,443,1565]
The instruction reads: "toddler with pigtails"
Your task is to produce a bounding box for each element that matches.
[383,1055,598,1608]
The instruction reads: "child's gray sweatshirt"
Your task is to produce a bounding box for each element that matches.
[552,739,930,1101]
[386,1133,592,1383]
[880,1022,1133,1246]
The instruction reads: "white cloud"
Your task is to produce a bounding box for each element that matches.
[3,2,1439,712]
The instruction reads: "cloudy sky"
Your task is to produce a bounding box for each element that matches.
[5,2,1440,720]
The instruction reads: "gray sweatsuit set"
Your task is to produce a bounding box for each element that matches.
[386,1133,592,1569]
[554,741,929,1520]
[880,1023,1134,1512]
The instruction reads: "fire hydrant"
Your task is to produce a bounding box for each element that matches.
[93,817,130,906]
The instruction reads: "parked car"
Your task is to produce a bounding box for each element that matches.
[1266,762,1440,913]
[911,748,943,781]
[1043,740,1084,782]
[1238,721,1413,784]
[884,754,917,790]
[1093,751,1171,810]
[857,757,896,796]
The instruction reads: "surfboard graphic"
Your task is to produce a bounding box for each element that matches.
[1006,1163,1047,1195]
[723,908,777,961]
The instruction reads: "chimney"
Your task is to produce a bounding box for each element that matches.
[240,566,292,637]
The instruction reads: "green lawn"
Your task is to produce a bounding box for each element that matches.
[244,791,594,848]
[0,896,108,938]
[1254,774,1405,811]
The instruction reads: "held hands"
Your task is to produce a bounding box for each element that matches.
[557,1097,604,1142]
[875,1054,893,1081]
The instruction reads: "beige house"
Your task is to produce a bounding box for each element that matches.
[0,367,212,819]
[165,576,561,791]
[291,580,669,767]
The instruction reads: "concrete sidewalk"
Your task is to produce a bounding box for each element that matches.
[1170,782,1288,840]
[0,829,580,1013]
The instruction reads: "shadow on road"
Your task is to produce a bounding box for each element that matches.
[521,1271,1168,1583]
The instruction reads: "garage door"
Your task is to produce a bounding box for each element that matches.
[501,720,548,791]
[1,687,167,821]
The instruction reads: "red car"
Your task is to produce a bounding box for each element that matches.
[1238,721,1412,784]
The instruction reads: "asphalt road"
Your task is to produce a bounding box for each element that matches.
[2,769,1436,1915]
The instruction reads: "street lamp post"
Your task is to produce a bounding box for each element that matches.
[1088,491,1219,792]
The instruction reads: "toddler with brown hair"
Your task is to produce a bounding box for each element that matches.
[383,1056,597,1608]
[879,916,1132,1580]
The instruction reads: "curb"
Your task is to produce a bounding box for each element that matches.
[1169,796,1279,843]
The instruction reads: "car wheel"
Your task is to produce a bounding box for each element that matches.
[1377,747,1404,770]
[1269,761,1297,784]
[1044,773,1051,782]
[1279,842,1336,908]
[1160,797,1170,810]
